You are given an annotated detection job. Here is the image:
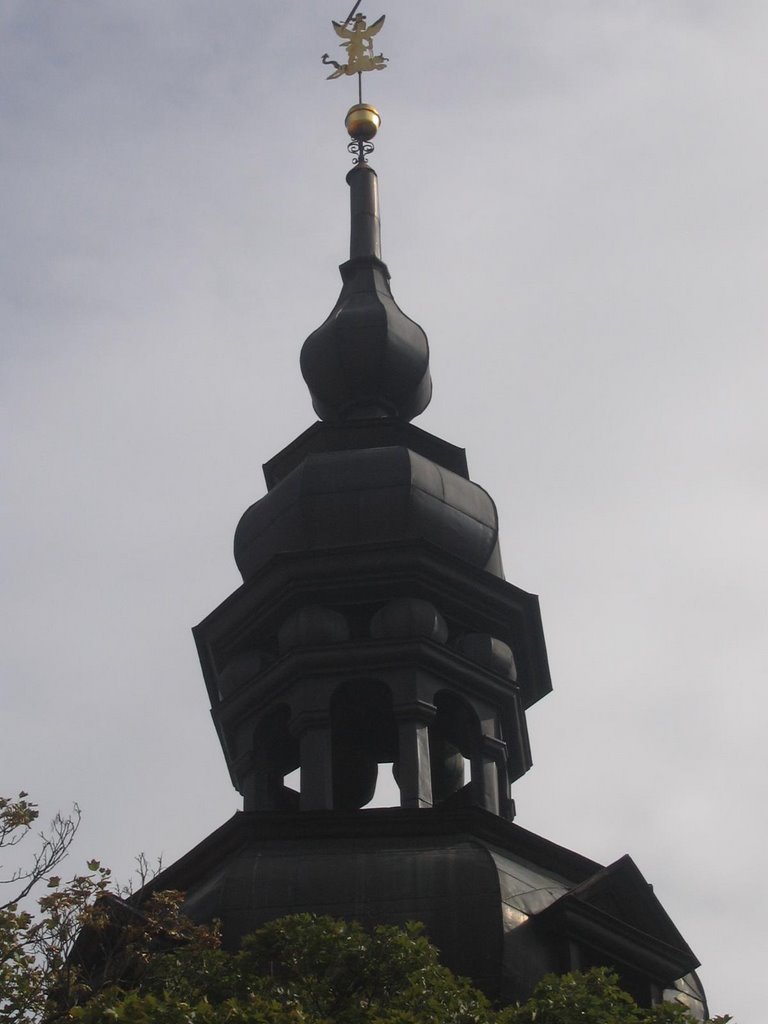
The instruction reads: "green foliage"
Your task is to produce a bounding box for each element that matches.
[499,968,731,1024]
[0,792,96,1021]
[75,915,493,1024]
[71,916,730,1024]
[0,793,213,1022]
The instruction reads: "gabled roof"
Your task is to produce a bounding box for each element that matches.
[534,854,699,982]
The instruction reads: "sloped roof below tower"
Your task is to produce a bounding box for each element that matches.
[140,806,706,1017]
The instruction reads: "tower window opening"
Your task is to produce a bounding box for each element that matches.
[330,679,397,810]
[365,762,399,808]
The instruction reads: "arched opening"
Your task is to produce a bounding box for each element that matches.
[429,691,481,806]
[366,762,399,808]
[252,705,300,811]
[330,680,397,810]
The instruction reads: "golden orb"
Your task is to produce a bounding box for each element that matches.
[345,103,381,142]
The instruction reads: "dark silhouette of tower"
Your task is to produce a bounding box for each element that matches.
[144,96,709,1018]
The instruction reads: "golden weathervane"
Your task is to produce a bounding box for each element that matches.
[322,5,388,165]
[322,13,388,80]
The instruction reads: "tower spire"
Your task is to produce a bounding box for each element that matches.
[300,11,431,422]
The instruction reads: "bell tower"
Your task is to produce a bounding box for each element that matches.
[195,82,550,822]
[147,14,709,1018]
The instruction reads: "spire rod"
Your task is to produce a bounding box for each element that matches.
[347,163,381,260]
[343,0,364,24]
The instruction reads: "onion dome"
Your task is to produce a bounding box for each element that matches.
[300,110,431,422]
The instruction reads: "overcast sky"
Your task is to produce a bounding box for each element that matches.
[2,2,766,1020]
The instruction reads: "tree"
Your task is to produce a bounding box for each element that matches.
[71,915,731,1024]
[0,793,213,1021]
[0,791,98,1021]
[71,915,493,1024]
[499,969,731,1024]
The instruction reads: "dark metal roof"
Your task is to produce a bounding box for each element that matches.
[300,165,431,423]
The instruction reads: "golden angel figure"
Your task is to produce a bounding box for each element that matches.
[322,13,388,79]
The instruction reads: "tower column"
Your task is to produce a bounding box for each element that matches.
[242,754,275,812]
[472,735,509,816]
[395,701,436,809]
[291,710,334,810]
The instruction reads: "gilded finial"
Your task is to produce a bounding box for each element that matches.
[322,5,387,166]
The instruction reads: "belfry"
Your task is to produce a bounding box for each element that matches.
[146,12,709,1017]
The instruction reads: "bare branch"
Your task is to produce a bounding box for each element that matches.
[118,851,164,897]
[0,800,81,911]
